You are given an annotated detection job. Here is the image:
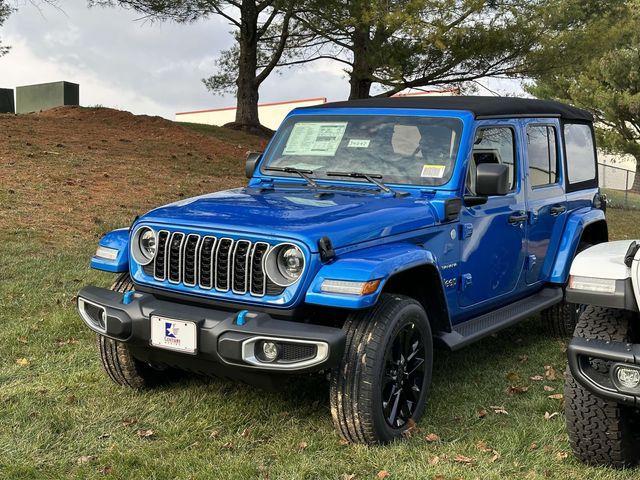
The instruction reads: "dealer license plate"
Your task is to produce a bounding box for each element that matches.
[150,315,197,354]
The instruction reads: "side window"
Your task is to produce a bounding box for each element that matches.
[467,127,516,194]
[564,123,597,185]
[527,125,558,188]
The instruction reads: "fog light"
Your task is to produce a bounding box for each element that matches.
[261,341,280,362]
[616,366,640,389]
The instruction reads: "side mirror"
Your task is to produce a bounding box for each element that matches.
[245,151,262,179]
[475,163,510,196]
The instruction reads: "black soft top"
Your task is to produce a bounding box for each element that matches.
[305,95,593,122]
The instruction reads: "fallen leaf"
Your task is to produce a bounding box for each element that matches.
[544,411,560,421]
[454,454,474,464]
[477,409,487,418]
[122,418,138,427]
[66,394,77,405]
[17,336,28,344]
[339,438,350,446]
[548,394,564,400]
[433,476,445,480]
[490,451,501,463]
[425,433,441,442]
[544,365,558,381]
[16,358,29,366]
[543,386,555,392]
[507,386,529,395]
[490,405,508,415]
[506,371,520,382]
[556,452,569,460]
[136,429,155,438]
[99,466,112,475]
[530,375,544,381]
[76,455,96,464]
[298,441,308,451]
[402,418,417,438]
[241,428,251,438]
[98,433,110,439]
[529,443,538,450]
[221,441,234,449]
[209,430,220,439]
[341,475,356,480]
[519,355,529,363]
[428,456,440,465]
[376,470,390,479]
[476,441,492,452]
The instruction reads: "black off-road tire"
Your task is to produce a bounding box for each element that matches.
[541,301,583,338]
[541,242,592,338]
[330,294,433,444]
[97,273,169,389]
[565,305,639,467]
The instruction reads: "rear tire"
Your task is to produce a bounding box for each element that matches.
[542,242,592,338]
[330,294,433,444]
[541,301,583,338]
[97,273,171,389]
[565,306,639,467]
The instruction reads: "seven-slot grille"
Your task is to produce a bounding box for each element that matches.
[150,230,281,297]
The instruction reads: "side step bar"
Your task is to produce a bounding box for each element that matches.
[436,287,563,351]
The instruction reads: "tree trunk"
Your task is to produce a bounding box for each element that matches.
[632,156,640,193]
[348,26,373,99]
[234,0,261,132]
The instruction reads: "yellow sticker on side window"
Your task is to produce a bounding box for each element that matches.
[421,164,446,178]
[283,122,347,157]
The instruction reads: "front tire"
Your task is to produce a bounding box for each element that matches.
[565,305,639,467]
[97,273,170,389]
[330,294,433,444]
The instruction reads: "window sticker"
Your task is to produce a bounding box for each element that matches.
[421,164,446,178]
[347,139,371,148]
[283,122,347,157]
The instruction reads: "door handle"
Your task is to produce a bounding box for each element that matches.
[508,212,528,225]
[550,205,566,216]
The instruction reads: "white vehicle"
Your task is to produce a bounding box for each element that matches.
[565,240,640,467]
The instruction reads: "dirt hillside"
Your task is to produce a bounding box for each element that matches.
[0,106,266,246]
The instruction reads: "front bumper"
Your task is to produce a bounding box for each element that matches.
[77,286,345,376]
[568,336,640,406]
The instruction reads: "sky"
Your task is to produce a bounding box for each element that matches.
[0,0,522,120]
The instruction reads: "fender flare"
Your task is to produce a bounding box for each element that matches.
[549,208,606,284]
[305,242,440,309]
[90,228,130,273]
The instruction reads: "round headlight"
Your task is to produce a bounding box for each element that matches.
[264,243,305,287]
[131,227,157,265]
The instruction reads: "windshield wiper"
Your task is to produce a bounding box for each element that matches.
[264,166,319,188]
[326,171,404,197]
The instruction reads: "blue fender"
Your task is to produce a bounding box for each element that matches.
[549,208,606,284]
[305,242,437,309]
[90,228,130,273]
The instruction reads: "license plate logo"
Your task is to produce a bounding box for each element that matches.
[150,316,197,353]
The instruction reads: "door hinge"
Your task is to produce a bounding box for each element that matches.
[526,254,537,271]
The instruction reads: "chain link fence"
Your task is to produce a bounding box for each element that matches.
[599,162,640,210]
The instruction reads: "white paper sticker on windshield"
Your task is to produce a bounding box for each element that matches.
[348,139,370,148]
[283,122,347,156]
[421,164,446,178]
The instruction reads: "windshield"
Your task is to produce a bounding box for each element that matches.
[261,115,463,186]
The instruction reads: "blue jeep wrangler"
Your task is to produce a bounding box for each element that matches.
[78,96,607,444]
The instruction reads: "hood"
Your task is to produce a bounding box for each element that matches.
[139,186,439,251]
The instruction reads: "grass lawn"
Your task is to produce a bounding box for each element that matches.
[1,110,640,479]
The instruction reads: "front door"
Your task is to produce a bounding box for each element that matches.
[458,122,528,310]
[523,120,567,285]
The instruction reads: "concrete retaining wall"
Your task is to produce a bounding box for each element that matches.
[16,81,79,114]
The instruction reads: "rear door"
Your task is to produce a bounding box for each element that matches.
[523,120,567,285]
